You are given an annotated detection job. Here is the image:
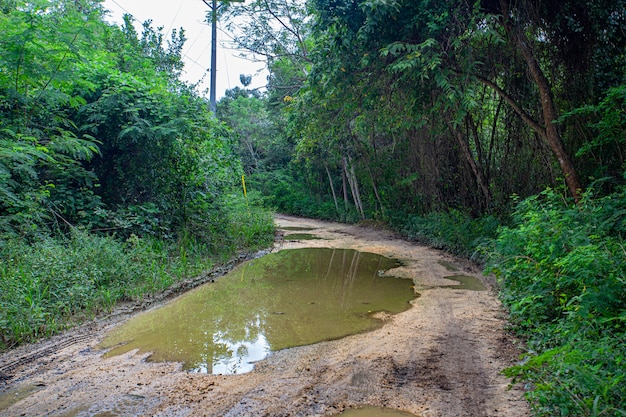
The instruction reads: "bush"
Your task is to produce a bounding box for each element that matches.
[0,200,275,351]
[1,232,142,348]
[396,209,501,260]
[484,187,626,416]
[251,169,362,222]
[220,190,276,252]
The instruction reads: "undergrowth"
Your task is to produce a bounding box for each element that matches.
[391,187,626,415]
[484,187,626,416]
[0,195,274,352]
[252,169,363,223]
[396,208,501,260]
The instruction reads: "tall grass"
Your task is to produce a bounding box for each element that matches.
[0,198,274,352]
[0,232,191,349]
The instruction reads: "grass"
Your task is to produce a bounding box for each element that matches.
[0,201,275,352]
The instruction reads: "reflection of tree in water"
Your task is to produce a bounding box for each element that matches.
[99,249,413,374]
[192,315,270,374]
[261,249,406,350]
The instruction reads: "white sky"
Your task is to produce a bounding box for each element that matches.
[101,0,268,98]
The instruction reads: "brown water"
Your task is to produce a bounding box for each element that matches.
[284,233,321,240]
[442,275,486,291]
[0,383,45,411]
[337,406,416,416]
[99,248,414,375]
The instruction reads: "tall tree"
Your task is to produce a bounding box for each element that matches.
[0,0,104,235]
[221,0,312,100]
[491,0,582,200]
[225,0,626,218]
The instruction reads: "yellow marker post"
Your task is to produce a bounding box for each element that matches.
[242,174,249,211]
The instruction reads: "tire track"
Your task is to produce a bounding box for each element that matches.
[0,333,93,382]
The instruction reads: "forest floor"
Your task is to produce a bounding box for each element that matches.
[0,214,530,417]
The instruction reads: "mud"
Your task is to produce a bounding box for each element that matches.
[0,214,530,417]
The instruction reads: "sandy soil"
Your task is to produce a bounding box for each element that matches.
[0,214,530,417]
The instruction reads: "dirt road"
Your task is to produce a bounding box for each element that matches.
[0,214,530,417]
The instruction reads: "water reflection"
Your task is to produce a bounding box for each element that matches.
[99,248,414,374]
[337,406,417,416]
[200,325,269,374]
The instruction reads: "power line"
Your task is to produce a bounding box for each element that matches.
[182,24,207,60]
[108,0,133,18]
[103,1,267,98]
[164,0,185,39]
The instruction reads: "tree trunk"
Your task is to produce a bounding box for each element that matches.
[367,166,385,219]
[446,119,492,211]
[343,156,365,219]
[324,162,340,213]
[498,0,582,202]
[486,96,504,181]
[342,162,349,210]
[350,160,365,219]
[243,138,259,171]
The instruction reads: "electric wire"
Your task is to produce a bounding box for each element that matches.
[108,0,133,18]
[164,0,185,39]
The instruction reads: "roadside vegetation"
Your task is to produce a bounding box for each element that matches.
[486,187,626,416]
[393,185,626,416]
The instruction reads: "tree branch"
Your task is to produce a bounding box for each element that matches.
[473,73,547,140]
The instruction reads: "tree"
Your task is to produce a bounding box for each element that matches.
[0,0,104,236]
[0,0,245,240]
[224,0,626,219]
[75,19,241,239]
[217,86,278,174]
[221,0,312,100]
[302,0,626,209]
[489,0,582,200]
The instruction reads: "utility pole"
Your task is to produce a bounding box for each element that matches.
[202,0,244,115]
[202,0,218,114]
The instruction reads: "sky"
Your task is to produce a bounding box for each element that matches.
[101,0,268,98]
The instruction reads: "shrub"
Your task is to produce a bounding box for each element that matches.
[397,209,501,259]
[484,187,626,416]
[221,190,276,252]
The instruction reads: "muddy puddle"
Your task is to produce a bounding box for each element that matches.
[281,226,316,231]
[441,275,486,291]
[284,232,321,240]
[337,406,417,416]
[99,248,415,375]
[0,384,45,411]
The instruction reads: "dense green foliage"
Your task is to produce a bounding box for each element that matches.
[0,0,274,350]
[399,209,501,259]
[485,188,626,416]
[0,1,244,241]
[223,0,626,219]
